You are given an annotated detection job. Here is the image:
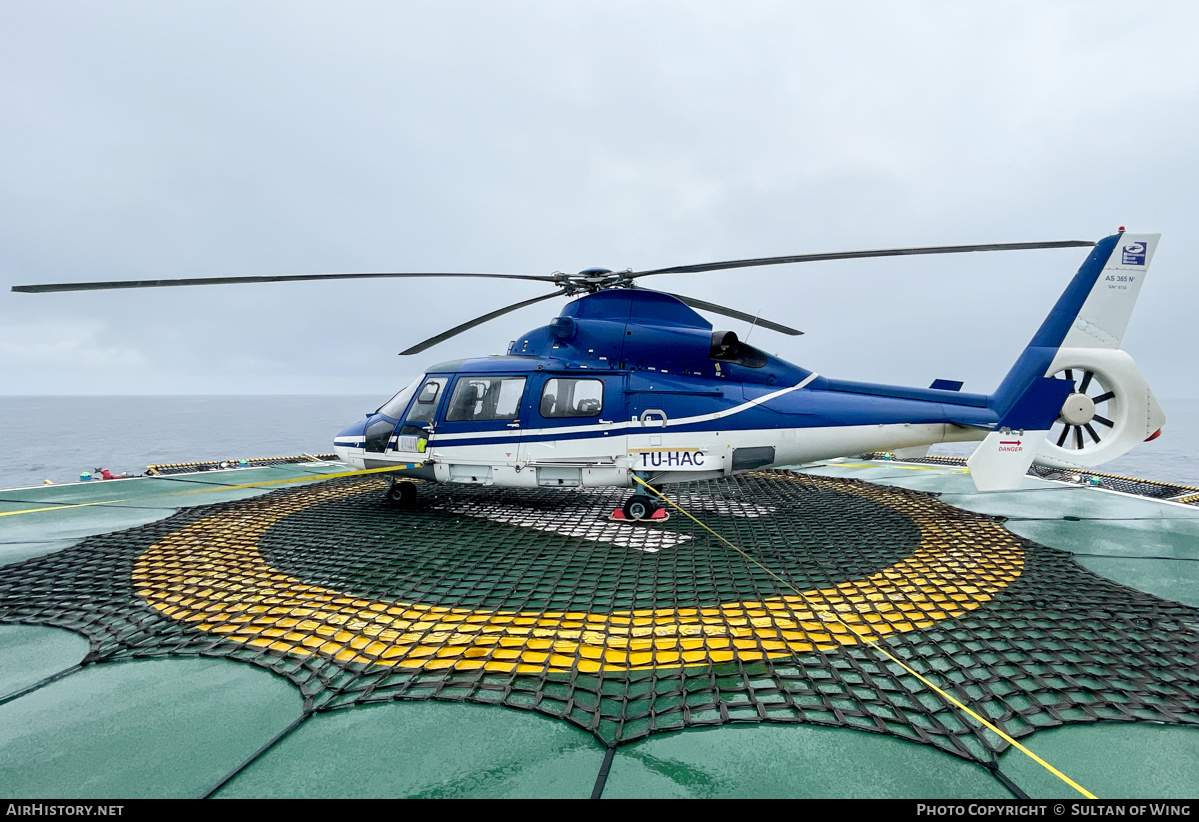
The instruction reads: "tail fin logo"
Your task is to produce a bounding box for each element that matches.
[1122,242,1147,265]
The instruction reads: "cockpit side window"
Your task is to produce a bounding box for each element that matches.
[404,377,447,425]
[377,376,422,419]
[539,378,604,418]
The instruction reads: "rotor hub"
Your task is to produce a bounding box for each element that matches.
[553,268,635,295]
[1060,392,1096,426]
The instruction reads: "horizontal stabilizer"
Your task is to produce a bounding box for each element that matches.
[968,378,1071,489]
[998,377,1075,431]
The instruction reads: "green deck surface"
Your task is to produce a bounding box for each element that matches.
[603,723,1008,799]
[997,723,1199,799]
[215,702,604,799]
[0,625,88,697]
[1,458,1197,799]
[0,461,349,566]
[0,657,300,799]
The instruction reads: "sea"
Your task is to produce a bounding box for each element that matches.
[1,395,1197,491]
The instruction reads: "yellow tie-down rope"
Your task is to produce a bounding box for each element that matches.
[0,465,404,518]
[632,475,1097,799]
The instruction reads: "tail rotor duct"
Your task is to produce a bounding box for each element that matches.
[1048,368,1116,453]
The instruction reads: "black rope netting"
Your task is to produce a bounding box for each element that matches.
[1,471,1196,764]
[862,452,1199,504]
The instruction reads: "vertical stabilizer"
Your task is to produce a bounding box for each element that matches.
[1060,232,1159,350]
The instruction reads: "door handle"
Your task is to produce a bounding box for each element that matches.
[639,409,668,427]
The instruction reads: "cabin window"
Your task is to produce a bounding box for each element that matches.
[446,376,527,421]
[540,378,604,418]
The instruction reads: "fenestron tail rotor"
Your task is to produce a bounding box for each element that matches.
[1048,368,1117,452]
[10,238,1095,355]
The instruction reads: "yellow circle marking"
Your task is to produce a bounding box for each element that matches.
[133,476,1023,674]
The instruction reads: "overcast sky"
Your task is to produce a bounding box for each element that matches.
[3,1,1198,401]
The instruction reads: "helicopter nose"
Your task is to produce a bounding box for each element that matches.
[333,418,367,454]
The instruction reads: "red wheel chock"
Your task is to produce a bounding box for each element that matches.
[609,507,670,523]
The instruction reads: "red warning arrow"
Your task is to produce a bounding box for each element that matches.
[999,440,1022,446]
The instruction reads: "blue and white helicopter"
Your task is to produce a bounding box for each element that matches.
[325,230,1165,517]
[14,231,1164,520]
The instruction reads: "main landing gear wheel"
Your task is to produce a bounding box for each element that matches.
[386,480,418,508]
[623,497,656,521]
[613,495,668,522]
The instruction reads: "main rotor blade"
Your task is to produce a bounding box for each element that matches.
[628,240,1096,279]
[12,271,557,294]
[399,289,568,356]
[661,291,803,336]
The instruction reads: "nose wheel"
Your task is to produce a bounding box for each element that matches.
[386,479,419,508]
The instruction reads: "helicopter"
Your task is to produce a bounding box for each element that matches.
[13,230,1165,520]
